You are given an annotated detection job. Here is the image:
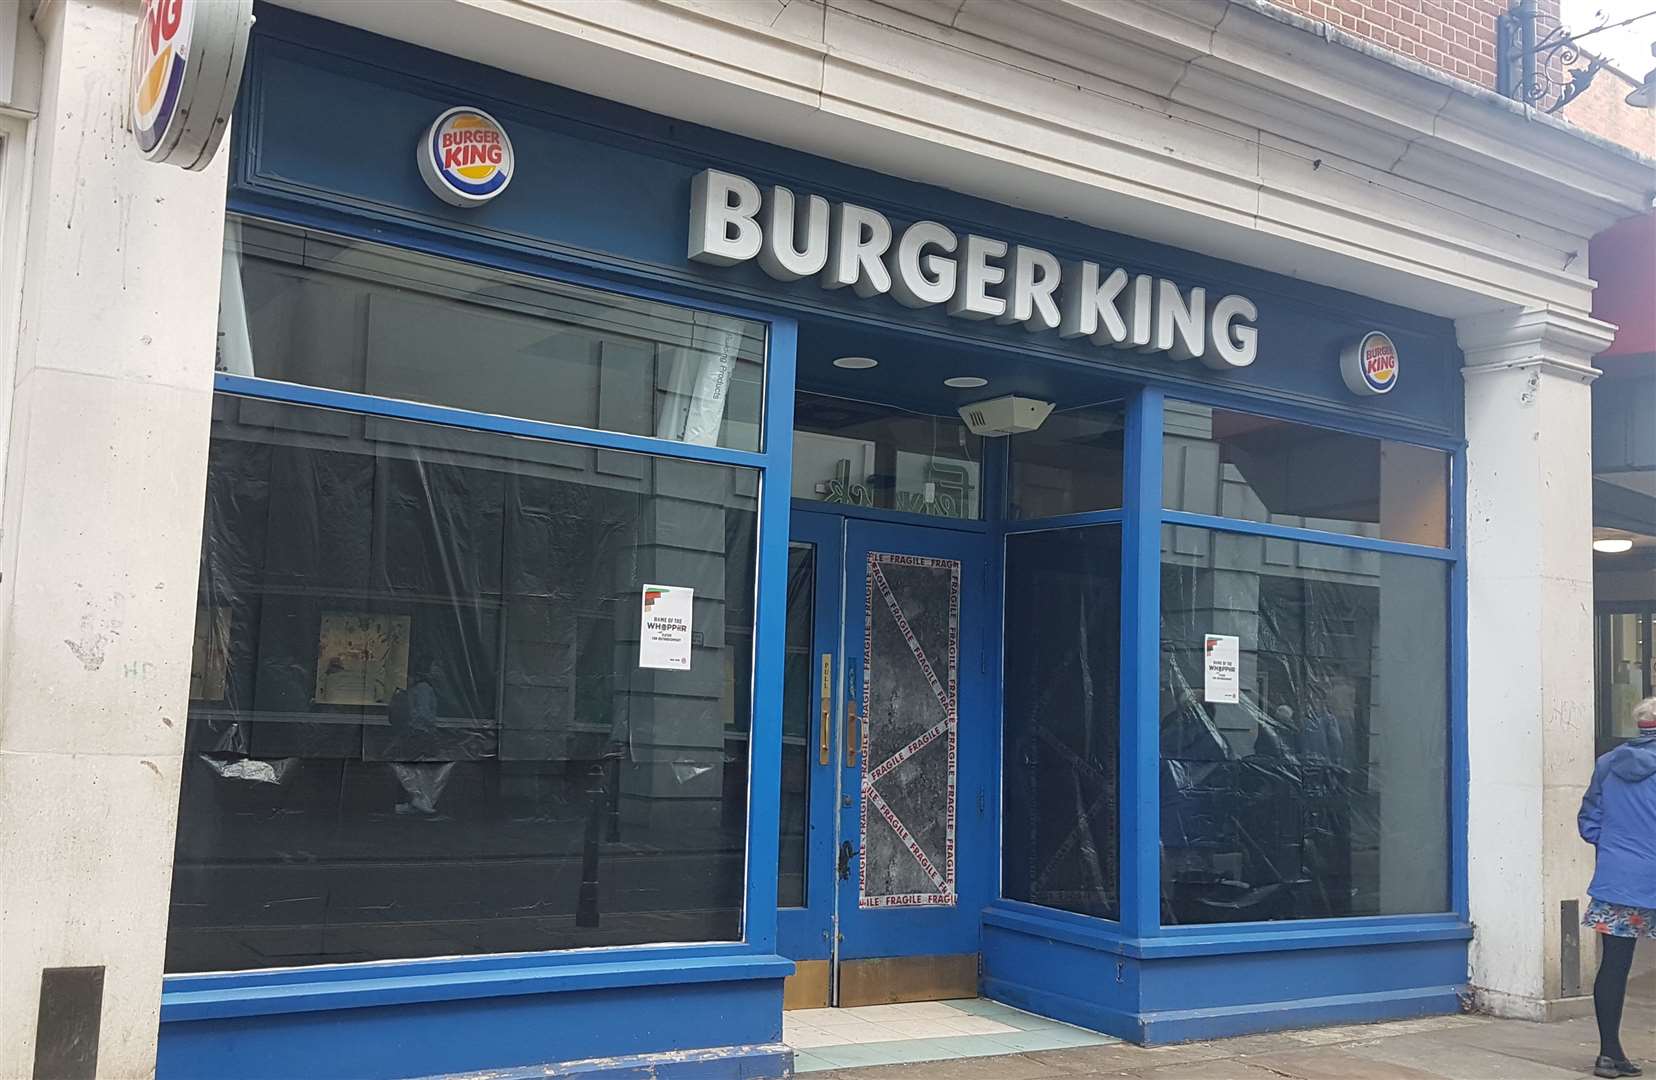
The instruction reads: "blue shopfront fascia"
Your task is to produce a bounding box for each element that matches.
[158,6,1471,1072]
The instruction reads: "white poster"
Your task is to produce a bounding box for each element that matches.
[639,584,694,670]
[1203,633,1240,704]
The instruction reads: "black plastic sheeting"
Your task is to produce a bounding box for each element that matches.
[167,396,758,973]
[1159,552,1446,924]
[777,544,815,908]
[1002,526,1123,920]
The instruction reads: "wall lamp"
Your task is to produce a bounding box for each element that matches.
[1497,0,1656,113]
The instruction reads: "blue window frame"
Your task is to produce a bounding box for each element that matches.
[161,206,800,1022]
[992,382,1468,952]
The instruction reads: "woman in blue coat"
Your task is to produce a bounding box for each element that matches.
[1580,696,1656,1079]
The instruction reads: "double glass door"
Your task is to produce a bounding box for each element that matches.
[778,509,992,1008]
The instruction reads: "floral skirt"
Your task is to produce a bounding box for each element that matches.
[1584,898,1656,939]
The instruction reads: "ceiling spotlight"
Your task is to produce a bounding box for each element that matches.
[833,356,878,370]
[1593,538,1634,554]
[944,376,988,389]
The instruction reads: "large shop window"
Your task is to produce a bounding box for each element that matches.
[1007,404,1125,520]
[1003,526,1123,919]
[1597,609,1653,750]
[167,397,759,972]
[1164,402,1449,547]
[792,393,984,520]
[169,224,770,972]
[219,218,767,451]
[1160,525,1450,924]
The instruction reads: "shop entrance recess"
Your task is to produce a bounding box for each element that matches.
[779,507,994,1009]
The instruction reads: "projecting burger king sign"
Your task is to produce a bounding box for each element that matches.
[129,0,252,170]
[1340,331,1399,396]
[418,108,515,207]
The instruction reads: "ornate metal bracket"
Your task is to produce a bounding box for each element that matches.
[1497,0,1621,113]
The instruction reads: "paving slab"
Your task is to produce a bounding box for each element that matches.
[1338,1033,1599,1080]
[1241,1045,1449,1079]
[796,1002,1655,1078]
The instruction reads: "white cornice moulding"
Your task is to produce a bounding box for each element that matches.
[1457,308,1617,382]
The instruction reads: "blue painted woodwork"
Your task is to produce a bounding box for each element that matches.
[157,6,1475,1071]
[982,900,1469,1043]
[838,519,997,961]
[776,509,845,963]
[776,511,999,970]
[232,5,1463,441]
[157,975,788,1079]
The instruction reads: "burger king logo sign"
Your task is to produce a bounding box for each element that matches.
[418,108,515,208]
[129,0,253,170]
[1340,331,1399,397]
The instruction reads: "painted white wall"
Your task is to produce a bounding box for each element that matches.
[0,0,228,1074]
[1458,307,1612,1019]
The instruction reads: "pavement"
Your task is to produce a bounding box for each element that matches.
[802,954,1655,1079]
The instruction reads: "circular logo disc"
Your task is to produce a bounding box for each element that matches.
[1341,331,1399,396]
[418,108,515,208]
[131,0,196,155]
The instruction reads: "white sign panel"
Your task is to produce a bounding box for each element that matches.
[639,584,694,670]
[687,168,1259,370]
[1203,634,1240,705]
[129,0,253,170]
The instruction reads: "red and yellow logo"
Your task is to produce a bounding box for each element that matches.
[131,0,194,154]
[1341,331,1400,397]
[1360,335,1398,391]
[418,107,515,208]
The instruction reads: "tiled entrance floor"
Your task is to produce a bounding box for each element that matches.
[784,998,1116,1073]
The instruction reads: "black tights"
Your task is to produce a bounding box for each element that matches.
[1596,933,1640,1061]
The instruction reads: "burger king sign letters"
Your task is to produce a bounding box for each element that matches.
[418,108,515,208]
[129,0,253,170]
[1340,331,1399,397]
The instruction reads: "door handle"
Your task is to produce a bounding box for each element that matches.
[818,654,832,766]
[838,840,858,881]
[845,691,859,767]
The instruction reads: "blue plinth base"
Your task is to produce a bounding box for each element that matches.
[431,1044,792,1079]
[981,902,1471,1045]
[157,956,789,1080]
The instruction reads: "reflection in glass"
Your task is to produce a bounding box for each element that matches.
[1003,526,1122,919]
[1160,525,1449,924]
[221,217,767,452]
[1598,611,1653,746]
[779,544,815,908]
[1163,402,1449,546]
[791,394,982,520]
[166,396,759,972]
[1008,404,1125,519]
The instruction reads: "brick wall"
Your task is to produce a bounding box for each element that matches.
[1267,0,1559,90]
[1561,63,1656,157]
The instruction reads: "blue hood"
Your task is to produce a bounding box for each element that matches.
[1582,735,1656,909]
[1609,736,1656,783]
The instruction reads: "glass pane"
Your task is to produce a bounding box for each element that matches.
[1163,402,1449,547]
[779,543,816,908]
[166,395,759,972]
[1008,404,1125,519]
[1002,526,1122,919]
[860,552,961,906]
[1600,612,1651,743]
[221,217,766,452]
[1160,524,1449,923]
[792,394,983,520]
